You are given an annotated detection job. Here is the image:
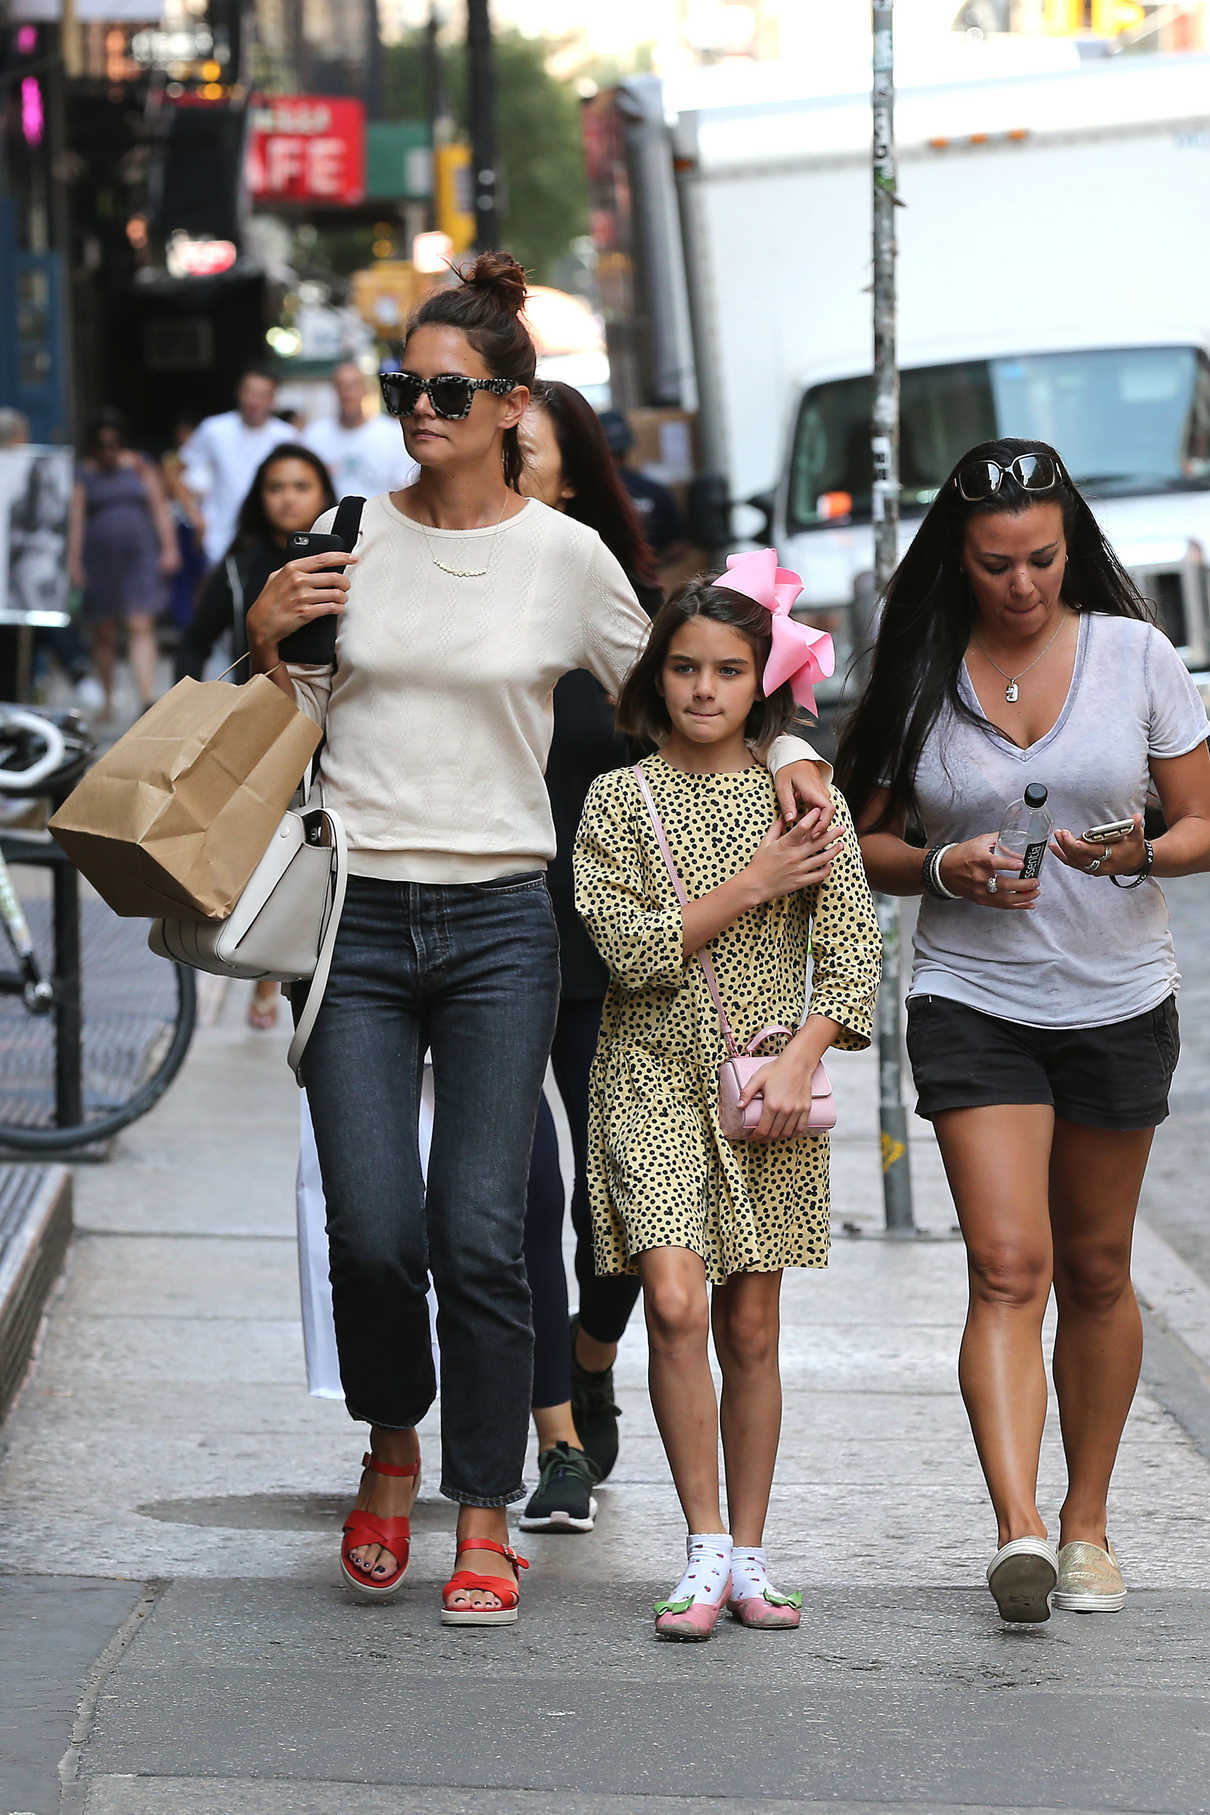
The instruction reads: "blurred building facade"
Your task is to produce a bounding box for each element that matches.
[1,0,435,446]
[381,0,1208,68]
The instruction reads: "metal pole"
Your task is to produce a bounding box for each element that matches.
[425,4,445,232]
[52,853,84,1132]
[466,0,498,248]
[363,0,383,120]
[871,1,914,1232]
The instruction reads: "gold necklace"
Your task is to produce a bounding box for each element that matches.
[417,507,512,579]
[971,615,1069,704]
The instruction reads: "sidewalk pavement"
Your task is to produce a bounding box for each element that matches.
[3,889,1210,1815]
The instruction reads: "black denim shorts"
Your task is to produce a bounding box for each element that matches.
[905,992,1180,1131]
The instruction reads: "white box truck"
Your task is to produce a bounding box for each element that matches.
[596,47,1210,708]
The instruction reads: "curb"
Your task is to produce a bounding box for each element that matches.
[0,1161,72,1420]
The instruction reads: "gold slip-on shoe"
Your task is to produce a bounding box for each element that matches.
[1052,1540,1126,1613]
[986,1536,1058,1623]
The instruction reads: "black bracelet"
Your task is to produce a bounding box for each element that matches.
[1110,838,1154,889]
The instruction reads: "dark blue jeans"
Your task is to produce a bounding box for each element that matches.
[299,872,560,1507]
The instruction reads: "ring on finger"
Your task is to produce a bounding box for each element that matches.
[986,875,998,894]
[1086,856,1103,874]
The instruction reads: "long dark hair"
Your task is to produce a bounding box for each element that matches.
[231,444,336,553]
[617,576,795,747]
[532,380,662,612]
[404,250,537,491]
[834,436,1152,830]
[83,407,127,455]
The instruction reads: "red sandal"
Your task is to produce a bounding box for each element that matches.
[340,1450,420,1598]
[440,1538,529,1627]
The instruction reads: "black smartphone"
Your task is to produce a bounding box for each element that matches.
[274,531,349,664]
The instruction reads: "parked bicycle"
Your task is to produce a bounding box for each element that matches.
[0,704,196,1152]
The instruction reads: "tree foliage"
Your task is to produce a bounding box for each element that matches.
[382,27,588,282]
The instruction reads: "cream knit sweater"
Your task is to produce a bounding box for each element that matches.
[289,493,823,884]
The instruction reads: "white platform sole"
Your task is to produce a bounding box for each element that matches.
[986,1538,1058,1623]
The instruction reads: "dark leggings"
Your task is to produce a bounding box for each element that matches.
[524,996,642,1410]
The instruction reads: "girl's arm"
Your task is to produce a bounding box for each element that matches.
[573,772,686,991]
[803,791,882,1049]
[681,810,844,957]
[738,792,881,1139]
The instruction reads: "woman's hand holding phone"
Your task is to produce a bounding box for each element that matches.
[1050,814,1146,878]
[246,539,356,668]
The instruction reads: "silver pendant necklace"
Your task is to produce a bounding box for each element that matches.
[972,615,1068,704]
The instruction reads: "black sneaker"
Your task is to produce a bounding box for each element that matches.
[569,1314,622,1482]
[519,1441,600,1533]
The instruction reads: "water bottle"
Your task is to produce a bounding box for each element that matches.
[996,782,1053,880]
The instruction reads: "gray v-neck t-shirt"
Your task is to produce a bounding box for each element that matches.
[910,612,1209,1028]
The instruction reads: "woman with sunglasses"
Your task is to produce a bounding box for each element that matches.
[246,252,833,1627]
[836,437,1210,1625]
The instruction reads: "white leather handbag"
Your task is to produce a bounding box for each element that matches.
[149,802,348,1078]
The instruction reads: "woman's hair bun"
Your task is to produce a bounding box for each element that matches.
[462,250,528,317]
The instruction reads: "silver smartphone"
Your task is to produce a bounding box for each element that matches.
[1083,818,1135,844]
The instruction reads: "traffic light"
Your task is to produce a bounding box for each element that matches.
[1042,0,1147,31]
[148,99,248,245]
[434,144,474,255]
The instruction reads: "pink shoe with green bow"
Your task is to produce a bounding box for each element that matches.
[654,1534,732,1642]
[726,1544,802,1630]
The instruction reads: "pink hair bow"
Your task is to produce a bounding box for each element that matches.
[723,548,835,717]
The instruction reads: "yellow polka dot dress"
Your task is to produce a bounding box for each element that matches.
[573,756,881,1285]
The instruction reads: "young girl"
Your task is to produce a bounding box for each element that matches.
[574,551,882,1639]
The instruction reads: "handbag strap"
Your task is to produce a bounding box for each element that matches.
[286,806,349,1080]
[631,764,741,1060]
[332,494,366,550]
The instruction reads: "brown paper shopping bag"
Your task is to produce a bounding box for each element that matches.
[49,674,323,922]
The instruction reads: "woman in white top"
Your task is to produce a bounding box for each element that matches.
[247,252,833,1627]
[838,438,1210,1625]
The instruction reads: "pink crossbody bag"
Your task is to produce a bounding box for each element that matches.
[631,765,836,1141]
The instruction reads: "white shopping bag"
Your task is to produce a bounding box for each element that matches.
[297,1066,440,1399]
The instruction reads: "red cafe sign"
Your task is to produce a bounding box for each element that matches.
[246,95,366,206]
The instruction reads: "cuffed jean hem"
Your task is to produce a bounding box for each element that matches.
[345,1407,423,1432]
[440,1482,527,1508]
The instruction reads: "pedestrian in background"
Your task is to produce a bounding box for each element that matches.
[597,408,688,568]
[160,415,208,633]
[512,379,663,1535]
[574,557,880,1639]
[174,443,335,686]
[175,443,335,1031]
[246,251,831,1628]
[305,360,419,500]
[837,437,1210,1624]
[181,368,295,566]
[67,409,178,717]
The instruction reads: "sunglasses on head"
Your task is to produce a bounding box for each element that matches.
[953,452,1066,502]
[379,371,519,421]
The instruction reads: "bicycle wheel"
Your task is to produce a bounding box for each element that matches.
[0,893,197,1153]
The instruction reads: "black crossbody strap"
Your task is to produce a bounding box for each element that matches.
[332,495,366,551]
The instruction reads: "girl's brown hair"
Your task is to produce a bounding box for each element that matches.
[616,577,796,748]
[404,250,537,489]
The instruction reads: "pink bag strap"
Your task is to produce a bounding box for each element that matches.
[631,764,742,1060]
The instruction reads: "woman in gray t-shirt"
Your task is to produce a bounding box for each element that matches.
[836,437,1210,1626]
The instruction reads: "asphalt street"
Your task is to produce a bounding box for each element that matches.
[1,878,1209,1814]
